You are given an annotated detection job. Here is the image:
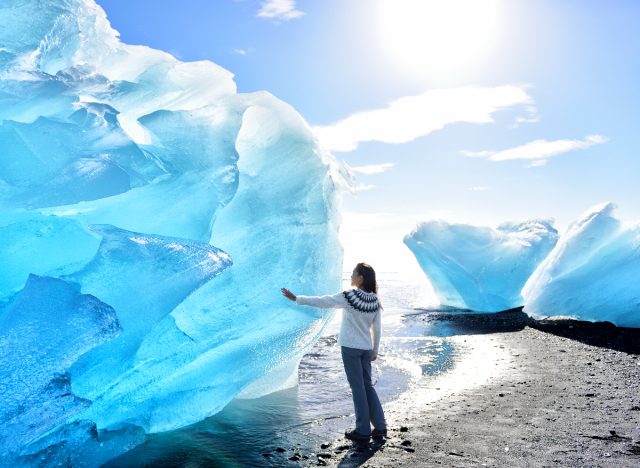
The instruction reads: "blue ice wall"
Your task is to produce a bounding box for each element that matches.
[0,0,345,464]
[523,203,640,327]
[0,275,120,457]
[404,219,558,312]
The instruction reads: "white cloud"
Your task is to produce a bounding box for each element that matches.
[512,105,540,127]
[350,163,395,175]
[467,186,489,191]
[232,48,251,56]
[313,85,534,152]
[354,183,375,192]
[257,0,304,21]
[515,116,540,124]
[525,159,548,168]
[462,134,608,165]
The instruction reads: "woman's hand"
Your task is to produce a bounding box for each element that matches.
[281,288,297,302]
[370,352,377,361]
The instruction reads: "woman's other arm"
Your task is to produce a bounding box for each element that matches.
[370,310,381,361]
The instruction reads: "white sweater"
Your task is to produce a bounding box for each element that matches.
[296,288,382,352]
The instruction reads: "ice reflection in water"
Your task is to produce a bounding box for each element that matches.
[108,275,454,467]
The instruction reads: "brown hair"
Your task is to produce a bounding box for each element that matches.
[355,262,378,294]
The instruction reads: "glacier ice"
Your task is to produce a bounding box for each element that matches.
[523,203,640,327]
[404,219,559,311]
[0,0,344,464]
[0,275,119,456]
[0,211,100,298]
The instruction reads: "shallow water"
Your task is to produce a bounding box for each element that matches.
[107,274,457,467]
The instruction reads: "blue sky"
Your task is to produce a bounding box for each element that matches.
[96,0,640,275]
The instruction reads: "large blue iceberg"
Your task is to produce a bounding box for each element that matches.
[404,219,558,311]
[0,0,345,463]
[523,203,640,327]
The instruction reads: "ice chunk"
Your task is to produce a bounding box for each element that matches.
[16,421,145,468]
[405,219,558,311]
[0,103,165,209]
[523,203,640,327]
[0,224,232,460]
[0,211,100,299]
[0,78,79,123]
[0,0,344,462]
[67,225,232,401]
[76,94,344,433]
[42,104,244,241]
[0,275,119,458]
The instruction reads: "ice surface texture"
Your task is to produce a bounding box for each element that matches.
[523,203,640,327]
[405,219,559,311]
[0,0,344,464]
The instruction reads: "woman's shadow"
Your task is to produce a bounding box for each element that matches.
[337,437,386,467]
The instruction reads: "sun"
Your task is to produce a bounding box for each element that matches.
[377,0,502,79]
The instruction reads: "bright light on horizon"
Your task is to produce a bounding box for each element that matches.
[339,211,439,305]
[377,0,502,79]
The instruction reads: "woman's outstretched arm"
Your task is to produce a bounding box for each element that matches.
[281,288,346,308]
[281,288,297,301]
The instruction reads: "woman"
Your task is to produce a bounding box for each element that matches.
[281,262,387,442]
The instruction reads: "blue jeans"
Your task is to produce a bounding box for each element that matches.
[341,346,386,435]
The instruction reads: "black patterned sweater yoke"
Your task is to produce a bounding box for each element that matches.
[342,289,380,313]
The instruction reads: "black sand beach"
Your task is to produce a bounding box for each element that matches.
[304,312,640,467]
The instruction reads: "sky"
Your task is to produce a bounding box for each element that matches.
[96,0,640,277]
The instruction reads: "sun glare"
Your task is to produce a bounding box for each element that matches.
[377,0,502,79]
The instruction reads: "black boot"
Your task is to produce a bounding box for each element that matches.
[344,429,371,441]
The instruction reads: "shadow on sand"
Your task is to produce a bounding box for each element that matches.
[336,437,386,468]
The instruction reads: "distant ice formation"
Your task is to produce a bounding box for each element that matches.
[0,0,345,464]
[523,203,640,327]
[405,219,558,311]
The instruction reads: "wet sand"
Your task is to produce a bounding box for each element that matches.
[312,313,640,467]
